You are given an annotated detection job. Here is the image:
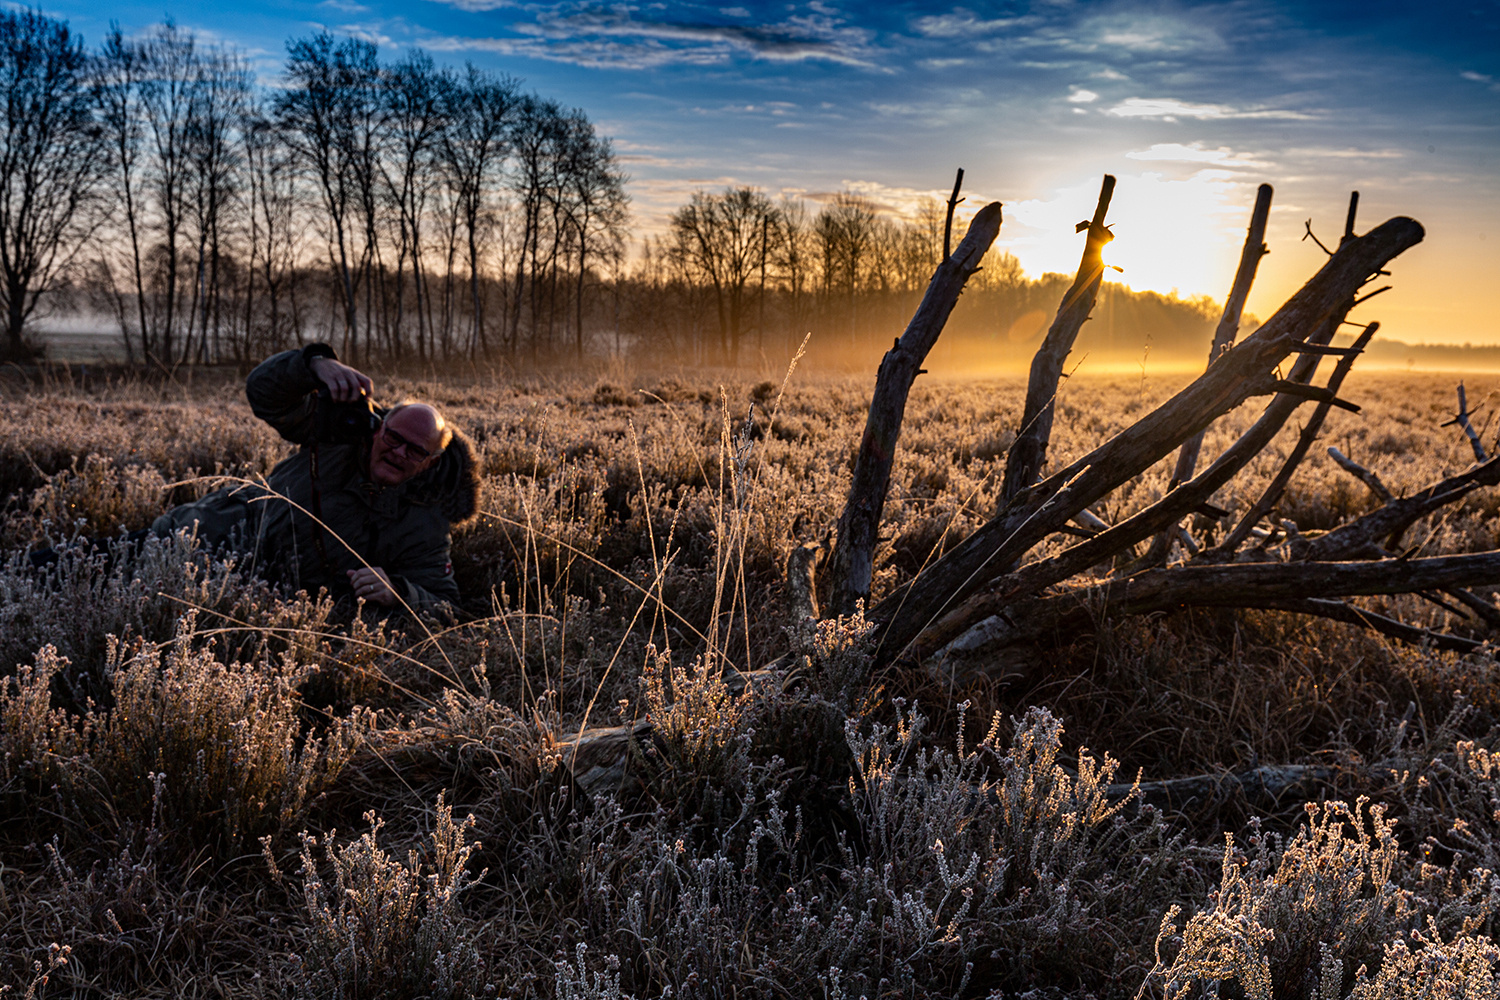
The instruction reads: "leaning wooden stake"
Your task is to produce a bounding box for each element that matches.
[1000,174,1115,503]
[1172,187,1272,486]
[827,199,1003,617]
[869,215,1424,667]
[1132,185,1272,569]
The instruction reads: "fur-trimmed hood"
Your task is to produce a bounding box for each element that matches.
[403,425,480,526]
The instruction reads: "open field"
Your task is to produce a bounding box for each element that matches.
[5,363,1500,998]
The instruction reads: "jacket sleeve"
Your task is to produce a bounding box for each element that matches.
[245,345,336,444]
[386,532,461,616]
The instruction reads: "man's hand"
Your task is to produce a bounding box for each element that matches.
[310,356,374,402]
[347,567,399,607]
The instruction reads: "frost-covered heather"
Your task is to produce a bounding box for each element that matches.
[4,364,1500,997]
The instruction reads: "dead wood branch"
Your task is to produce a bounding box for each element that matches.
[928,553,1500,663]
[1134,185,1274,570]
[942,167,964,261]
[1445,587,1500,629]
[1213,322,1379,554]
[827,200,1002,616]
[1168,183,1273,489]
[1328,447,1393,501]
[1443,382,1488,462]
[866,215,1423,667]
[1298,451,1500,561]
[1001,174,1116,503]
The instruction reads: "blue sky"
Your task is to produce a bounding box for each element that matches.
[53,0,1500,344]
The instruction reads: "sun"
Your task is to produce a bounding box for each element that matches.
[999,170,1254,304]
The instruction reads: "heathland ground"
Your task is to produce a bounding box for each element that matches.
[5,362,1500,998]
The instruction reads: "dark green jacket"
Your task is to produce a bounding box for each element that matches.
[154,347,479,614]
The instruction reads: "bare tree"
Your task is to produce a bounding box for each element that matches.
[559,114,628,360]
[669,186,780,364]
[240,103,305,358]
[815,193,877,350]
[134,21,201,368]
[438,65,517,358]
[0,9,103,360]
[381,50,446,360]
[184,47,249,363]
[277,32,382,364]
[95,26,148,363]
[507,94,565,357]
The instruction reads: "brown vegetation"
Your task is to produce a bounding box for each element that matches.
[5,354,1500,997]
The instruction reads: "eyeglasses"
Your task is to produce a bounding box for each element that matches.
[379,422,435,461]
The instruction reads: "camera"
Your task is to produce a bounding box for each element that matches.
[314,385,380,444]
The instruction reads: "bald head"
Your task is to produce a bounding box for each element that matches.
[369,402,450,486]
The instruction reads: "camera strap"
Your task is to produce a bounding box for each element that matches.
[307,442,335,577]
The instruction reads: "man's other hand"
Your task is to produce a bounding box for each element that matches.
[348,566,398,606]
[310,356,374,402]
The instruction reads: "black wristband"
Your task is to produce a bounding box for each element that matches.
[302,342,337,367]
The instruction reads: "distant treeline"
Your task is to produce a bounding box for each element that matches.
[2,10,1224,368]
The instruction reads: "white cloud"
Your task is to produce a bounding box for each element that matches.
[1284,147,1405,160]
[1108,97,1232,119]
[1068,88,1098,103]
[420,2,882,68]
[1127,143,1270,168]
[912,8,1032,38]
[1107,97,1316,121]
[720,6,750,17]
[1461,70,1500,91]
[919,57,969,70]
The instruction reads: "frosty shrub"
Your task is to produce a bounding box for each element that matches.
[1347,920,1500,999]
[554,943,637,1000]
[289,794,492,1000]
[0,614,367,860]
[0,529,337,689]
[841,702,1186,991]
[640,643,756,793]
[1143,799,1418,1000]
[784,602,876,711]
[15,452,175,543]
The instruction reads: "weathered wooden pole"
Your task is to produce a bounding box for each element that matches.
[1000,174,1115,503]
[827,199,1003,617]
[1171,183,1273,488]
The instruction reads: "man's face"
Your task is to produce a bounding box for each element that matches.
[369,405,444,486]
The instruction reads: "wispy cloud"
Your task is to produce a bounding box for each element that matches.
[1068,88,1098,103]
[1285,147,1406,160]
[424,2,882,69]
[1107,97,1316,121]
[319,0,370,13]
[1461,69,1500,92]
[1126,143,1270,168]
[912,7,1035,38]
[1085,12,1228,55]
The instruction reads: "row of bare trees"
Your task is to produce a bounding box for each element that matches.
[5,11,1227,368]
[0,14,629,365]
[634,185,1220,367]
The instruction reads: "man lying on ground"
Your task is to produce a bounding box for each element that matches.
[150,344,479,615]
